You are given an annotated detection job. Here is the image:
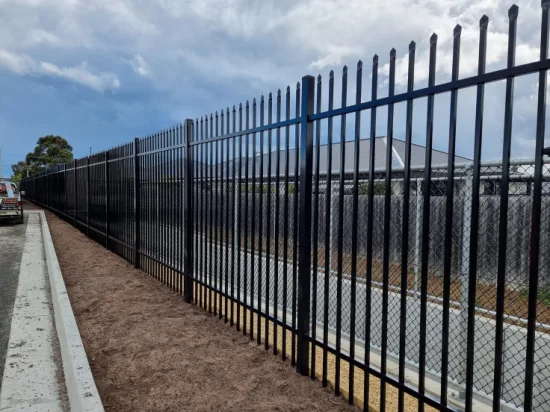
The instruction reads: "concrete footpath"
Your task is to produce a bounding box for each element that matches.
[0,211,103,412]
[0,215,27,388]
[0,212,68,411]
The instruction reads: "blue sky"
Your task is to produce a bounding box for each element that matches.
[0,0,549,176]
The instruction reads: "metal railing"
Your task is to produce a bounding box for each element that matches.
[22,3,550,411]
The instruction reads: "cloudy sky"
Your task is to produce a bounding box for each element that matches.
[0,0,549,176]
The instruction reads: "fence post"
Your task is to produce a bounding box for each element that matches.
[105,151,109,249]
[86,156,90,237]
[134,138,140,269]
[183,119,195,304]
[64,164,68,216]
[297,75,315,376]
[74,159,78,227]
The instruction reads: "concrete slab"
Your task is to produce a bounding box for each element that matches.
[0,213,68,412]
[0,215,28,387]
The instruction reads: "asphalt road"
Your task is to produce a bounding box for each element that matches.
[0,214,27,389]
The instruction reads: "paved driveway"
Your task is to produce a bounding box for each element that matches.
[0,215,27,388]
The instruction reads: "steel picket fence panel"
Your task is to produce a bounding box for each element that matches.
[21,4,550,411]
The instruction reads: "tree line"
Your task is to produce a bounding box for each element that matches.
[11,135,73,184]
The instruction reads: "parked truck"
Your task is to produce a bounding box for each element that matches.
[0,179,24,224]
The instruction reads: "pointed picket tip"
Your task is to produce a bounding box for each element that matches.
[233,105,236,112]
[373,54,379,64]
[269,92,272,99]
[253,97,256,104]
[287,85,291,93]
[329,69,335,78]
[430,33,438,44]
[543,0,550,10]
[296,81,300,89]
[409,41,416,52]
[480,15,489,29]
[343,65,348,73]
[317,74,322,82]
[357,60,363,69]
[509,4,519,18]
[261,95,265,103]
[277,89,281,96]
[390,48,396,58]
[454,24,462,36]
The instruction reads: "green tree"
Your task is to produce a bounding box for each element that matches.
[10,161,28,185]
[10,135,73,184]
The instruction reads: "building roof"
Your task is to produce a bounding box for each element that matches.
[204,136,471,178]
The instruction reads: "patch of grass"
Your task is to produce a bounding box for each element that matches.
[358,182,391,196]
[518,286,550,307]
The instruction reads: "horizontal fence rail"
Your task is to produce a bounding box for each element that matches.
[22,3,550,411]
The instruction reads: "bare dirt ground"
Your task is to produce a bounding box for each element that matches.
[45,210,357,412]
[22,199,41,210]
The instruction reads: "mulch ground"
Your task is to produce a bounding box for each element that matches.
[44,210,356,412]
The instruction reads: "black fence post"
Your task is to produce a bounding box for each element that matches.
[74,159,78,227]
[183,119,194,304]
[105,151,109,249]
[134,137,140,269]
[64,164,68,217]
[86,156,90,237]
[296,75,315,376]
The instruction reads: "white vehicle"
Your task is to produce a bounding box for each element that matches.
[0,179,24,224]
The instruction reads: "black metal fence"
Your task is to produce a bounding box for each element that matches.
[22,3,550,411]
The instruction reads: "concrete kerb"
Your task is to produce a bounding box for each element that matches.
[40,211,104,412]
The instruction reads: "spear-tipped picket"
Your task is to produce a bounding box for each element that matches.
[282,83,291,363]
[487,7,518,409]
[380,46,397,412]
[310,72,322,379]
[362,53,378,411]
[347,57,363,402]
[257,93,265,344]
[397,39,416,412]
[439,20,462,409]
[334,62,348,397]
[419,31,437,412]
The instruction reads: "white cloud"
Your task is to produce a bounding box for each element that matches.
[23,29,60,47]
[129,54,152,78]
[0,49,119,92]
[0,50,35,75]
[39,61,120,92]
